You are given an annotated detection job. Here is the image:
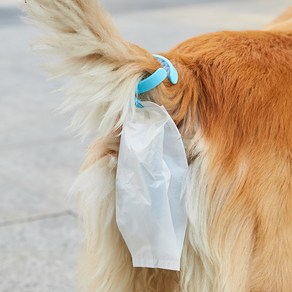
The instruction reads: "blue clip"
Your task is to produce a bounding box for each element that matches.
[153,54,179,85]
[137,68,168,95]
[135,54,179,108]
[135,96,144,108]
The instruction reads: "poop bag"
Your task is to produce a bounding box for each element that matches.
[116,101,188,271]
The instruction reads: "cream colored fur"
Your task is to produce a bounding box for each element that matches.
[25,0,153,139]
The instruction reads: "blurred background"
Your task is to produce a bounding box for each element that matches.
[0,0,290,291]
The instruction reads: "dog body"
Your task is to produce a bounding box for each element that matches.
[26,1,292,291]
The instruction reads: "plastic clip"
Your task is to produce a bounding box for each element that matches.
[135,54,179,108]
[153,54,179,85]
[135,96,144,109]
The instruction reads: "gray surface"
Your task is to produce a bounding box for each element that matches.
[0,215,81,292]
[0,0,291,291]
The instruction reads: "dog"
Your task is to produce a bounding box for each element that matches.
[25,1,292,291]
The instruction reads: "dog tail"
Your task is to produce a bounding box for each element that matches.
[24,0,160,138]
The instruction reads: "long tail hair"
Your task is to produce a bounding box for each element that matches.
[24,0,162,139]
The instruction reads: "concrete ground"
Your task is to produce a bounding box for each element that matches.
[0,0,290,291]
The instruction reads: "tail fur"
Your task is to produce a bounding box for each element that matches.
[24,0,160,138]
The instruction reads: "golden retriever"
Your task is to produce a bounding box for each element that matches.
[25,1,292,291]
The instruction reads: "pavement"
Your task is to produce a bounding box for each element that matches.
[0,0,290,291]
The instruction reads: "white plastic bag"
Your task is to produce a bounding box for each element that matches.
[116,101,188,271]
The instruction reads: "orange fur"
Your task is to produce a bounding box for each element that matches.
[167,27,292,291]
[83,26,292,290]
